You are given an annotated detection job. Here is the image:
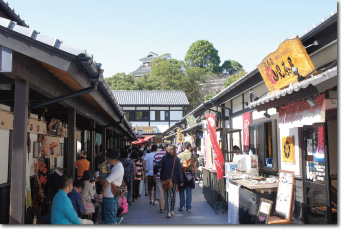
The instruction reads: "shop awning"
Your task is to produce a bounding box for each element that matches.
[132,135,155,145]
[180,122,203,134]
[248,66,337,112]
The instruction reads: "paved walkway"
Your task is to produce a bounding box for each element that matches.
[121,181,228,225]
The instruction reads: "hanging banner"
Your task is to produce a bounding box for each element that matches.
[0,109,13,130]
[177,128,184,143]
[206,114,225,179]
[45,136,60,158]
[242,112,251,153]
[257,36,315,92]
[279,94,326,129]
[282,136,295,164]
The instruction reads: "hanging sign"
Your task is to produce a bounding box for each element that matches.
[279,94,326,129]
[45,136,60,158]
[27,118,47,134]
[282,136,295,164]
[242,112,251,153]
[206,114,225,179]
[257,36,315,92]
[177,128,184,143]
[0,109,13,130]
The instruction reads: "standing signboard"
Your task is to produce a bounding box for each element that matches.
[257,36,315,92]
[275,170,295,220]
[256,199,273,224]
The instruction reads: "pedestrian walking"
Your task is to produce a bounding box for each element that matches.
[153,144,168,212]
[160,145,183,218]
[178,142,198,212]
[143,145,158,205]
[131,150,144,201]
[120,150,134,206]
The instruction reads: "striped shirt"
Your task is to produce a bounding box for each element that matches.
[153,150,166,178]
[134,158,144,180]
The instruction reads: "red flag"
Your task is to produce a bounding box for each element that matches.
[206,114,225,179]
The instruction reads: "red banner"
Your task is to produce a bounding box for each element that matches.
[243,112,251,153]
[206,114,225,179]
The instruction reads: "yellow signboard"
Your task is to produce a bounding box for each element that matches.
[257,36,315,92]
[177,128,184,143]
[282,136,295,164]
[133,126,155,134]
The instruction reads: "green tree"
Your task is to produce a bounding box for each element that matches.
[224,71,247,88]
[185,40,221,73]
[106,72,138,90]
[221,60,244,75]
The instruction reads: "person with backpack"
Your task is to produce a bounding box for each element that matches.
[177,142,198,212]
[120,150,134,206]
[160,145,183,218]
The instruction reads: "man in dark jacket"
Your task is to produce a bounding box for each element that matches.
[67,180,84,217]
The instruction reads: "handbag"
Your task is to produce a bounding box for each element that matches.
[118,196,128,214]
[111,180,128,198]
[83,202,95,215]
[162,156,176,190]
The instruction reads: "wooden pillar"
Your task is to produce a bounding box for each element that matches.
[9,79,29,224]
[89,120,96,173]
[67,108,76,178]
[102,127,107,153]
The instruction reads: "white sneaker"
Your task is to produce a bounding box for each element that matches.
[171,211,175,216]
[117,217,124,224]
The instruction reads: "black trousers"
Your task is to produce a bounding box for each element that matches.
[133,180,141,199]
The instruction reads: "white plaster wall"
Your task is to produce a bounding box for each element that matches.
[0,129,10,184]
[136,107,149,110]
[150,122,170,133]
[326,98,337,110]
[231,115,243,149]
[150,107,169,110]
[122,107,135,110]
[170,107,183,110]
[252,108,277,121]
[279,127,302,177]
[28,133,38,177]
[130,122,149,126]
[232,95,243,113]
[170,111,182,121]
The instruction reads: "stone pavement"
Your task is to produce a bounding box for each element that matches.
[120,181,228,225]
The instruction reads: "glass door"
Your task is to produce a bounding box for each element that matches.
[302,124,333,224]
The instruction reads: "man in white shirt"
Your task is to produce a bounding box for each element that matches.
[143,144,158,205]
[98,149,124,224]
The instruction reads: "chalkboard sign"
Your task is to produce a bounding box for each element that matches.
[256,198,273,224]
[275,170,294,220]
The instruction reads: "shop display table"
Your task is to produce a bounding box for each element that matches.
[229,179,278,224]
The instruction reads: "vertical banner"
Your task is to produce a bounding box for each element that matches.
[242,112,251,153]
[177,128,184,143]
[206,114,225,179]
[282,136,295,164]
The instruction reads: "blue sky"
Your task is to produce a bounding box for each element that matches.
[7,0,336,78]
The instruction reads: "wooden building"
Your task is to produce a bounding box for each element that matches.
[0,4,136,224]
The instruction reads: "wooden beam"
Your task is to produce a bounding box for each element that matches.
[67,108,76,178]
[89,120,96,173]
[9,79,29,224]
[102,127,107,153]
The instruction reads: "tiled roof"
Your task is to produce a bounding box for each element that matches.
[139,51,158,62]
[112,90,189,106]
[0,0,28,27]
[131,65,152,76]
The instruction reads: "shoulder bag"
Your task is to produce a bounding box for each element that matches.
[111,180,128,198]
[162,157,176,190]
[83,202,95,215]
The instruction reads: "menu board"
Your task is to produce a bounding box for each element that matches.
[257,199,273,224]
[275,170,294,219]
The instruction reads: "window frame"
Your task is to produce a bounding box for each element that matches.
[249,119,278,173]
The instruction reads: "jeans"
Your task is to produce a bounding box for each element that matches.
[125,188,133,203]
[103,197,120,224]
[179,186,192,210]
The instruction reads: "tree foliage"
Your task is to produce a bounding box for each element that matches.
[224,71,247,88]
[221,60,244,75]
[185,40,221,73]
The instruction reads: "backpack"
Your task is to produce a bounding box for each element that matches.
[153,160,161,176]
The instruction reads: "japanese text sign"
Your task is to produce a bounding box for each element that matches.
[257,36,315,92]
